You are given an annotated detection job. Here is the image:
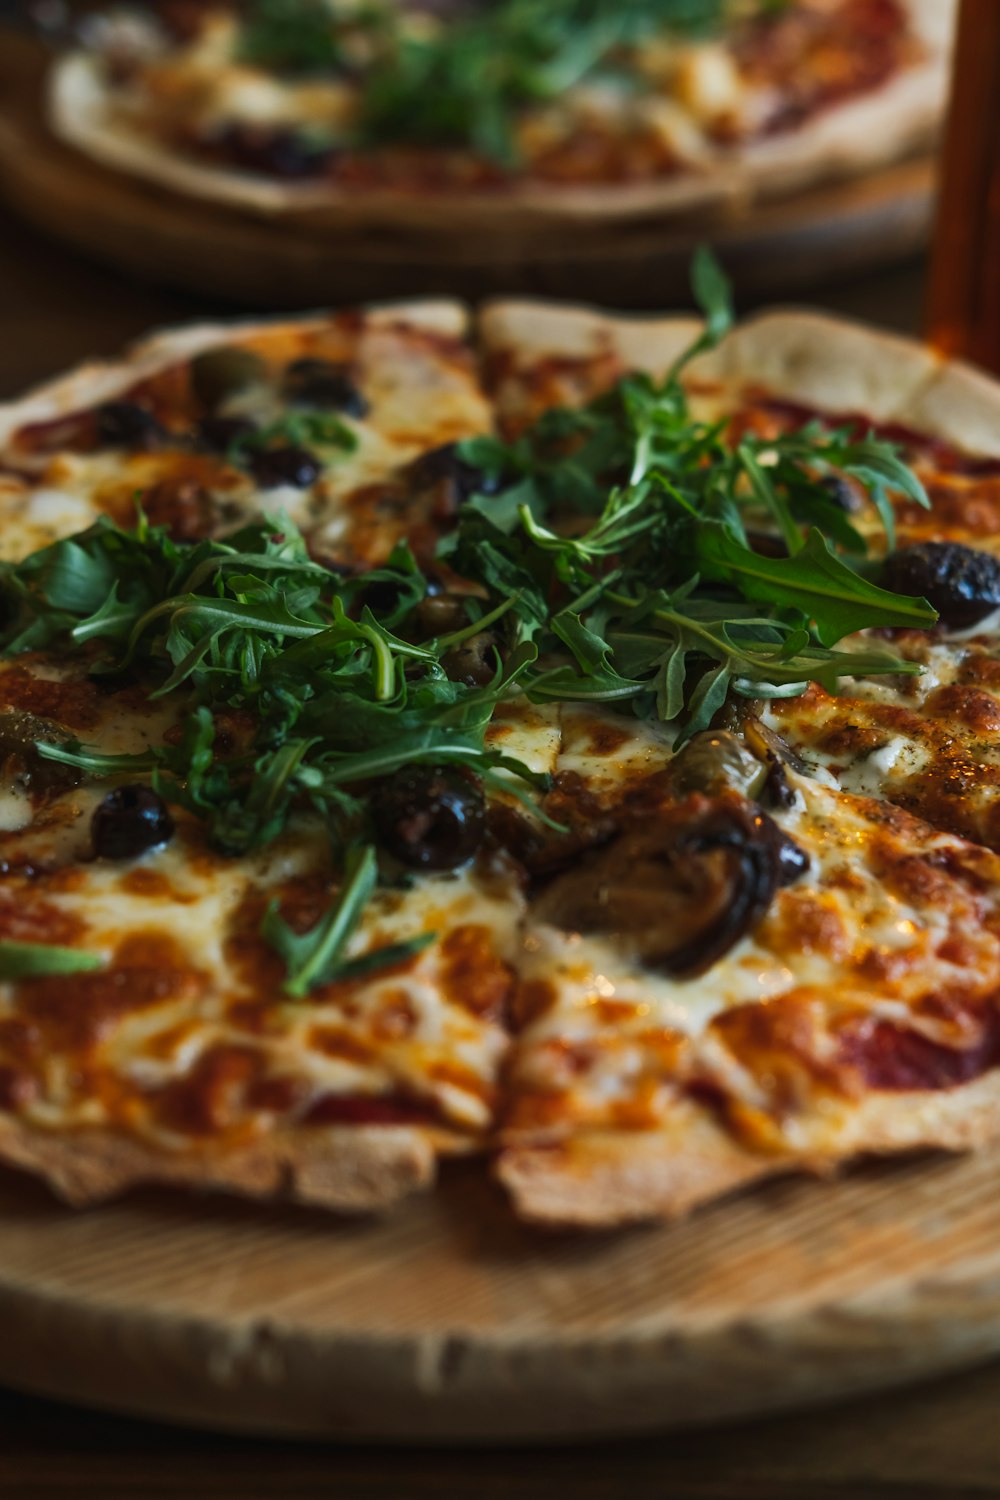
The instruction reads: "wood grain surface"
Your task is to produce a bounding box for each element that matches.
[0,32,937,308]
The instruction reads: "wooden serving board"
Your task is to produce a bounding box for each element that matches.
[0,33,936,309]
[3,1135,1000,1442]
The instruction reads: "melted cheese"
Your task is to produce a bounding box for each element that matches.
[82,0,915,187]
[0,315,493,568]
[508,770,1000,1144]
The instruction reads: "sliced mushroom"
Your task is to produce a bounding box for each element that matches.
[532,797,788,978]
[667,730,768,800]
[740,715,810,810]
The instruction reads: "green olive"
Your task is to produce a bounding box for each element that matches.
[190,346,268,412]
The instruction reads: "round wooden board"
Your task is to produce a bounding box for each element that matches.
[0,33,937,309]
[3,1137,1000,1442]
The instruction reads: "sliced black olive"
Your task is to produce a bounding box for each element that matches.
[211,123,336,179]
[532,800,781,979]
[372,765,486,871]
[95,401,163,450]
[283,358,369,418]
[406,443,505,507]
[190,347,267,412]
[881,541,1000,629]
[247,445,321,489]
[91,785,175,860]
[195,415,257,453]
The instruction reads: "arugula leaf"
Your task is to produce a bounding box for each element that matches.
[229,410,358,465]
[668,243,735,380]
[340,0,736,162]
[238,0,342,74]
[261,843,433,997]
[694,525,938,644]
[0,941,103,979]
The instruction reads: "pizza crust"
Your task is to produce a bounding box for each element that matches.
[478,302,704,381]
[0,299,470,447]
[500,1073,1000,1228]
[47,0,952,230]
[498,1107,779,1229]
[0,1114,437,1213]
[480,302,1000,461]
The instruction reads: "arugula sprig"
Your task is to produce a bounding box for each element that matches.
[0,251,935,987]
[238,0,344,74]
[0,941,103,979]
[227,410,358,468]
[443,252,934,738]
[233,0,781,165]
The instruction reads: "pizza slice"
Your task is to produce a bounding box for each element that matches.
[474,291,1000,1225]
[0,300,492,569]
[0,304,518,1212]
[499,758,1000,1225]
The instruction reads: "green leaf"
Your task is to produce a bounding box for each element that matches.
[0,940,102,979]
[694,525,938,644]
[238,0,342,73]
[667,245,734,381]
[682,661,731,740]
[261,843,434,997]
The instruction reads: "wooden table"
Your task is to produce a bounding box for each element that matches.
[1,211,999,1498]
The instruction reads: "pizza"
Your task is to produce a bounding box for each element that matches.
[48,0,953,225]
[2,263,1000,1229]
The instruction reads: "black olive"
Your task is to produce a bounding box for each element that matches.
[195,416,257,453]
[211,123,336,179]
[746,530,789,560]
[190,347,267,411]
[95,401,163,450]
[881,541,1000,629]
[91,785,175,860]
[406,443,505,506]
[533,800,781,979]
[247,445,321,489]
[371,765,486,871]
[284,358,369,418]
[819,474,862,513]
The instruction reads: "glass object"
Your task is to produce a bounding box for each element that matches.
[927,0,1000,376]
